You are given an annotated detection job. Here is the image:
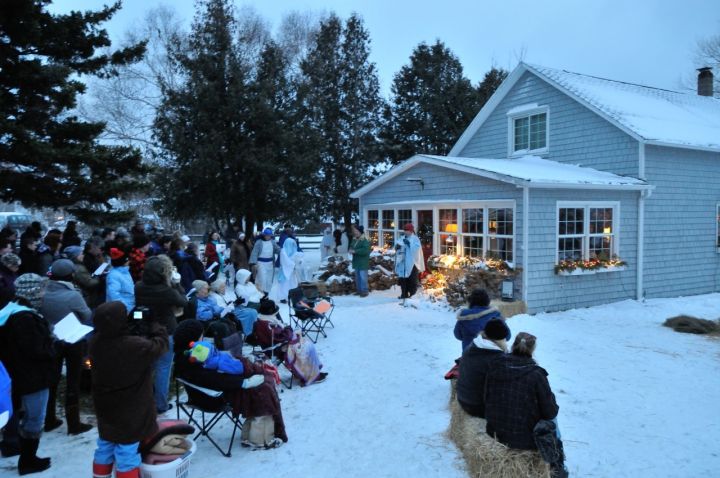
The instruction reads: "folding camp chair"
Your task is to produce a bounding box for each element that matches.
[299,282,335,329]
[287,287,327,343]
[175,378,243,457]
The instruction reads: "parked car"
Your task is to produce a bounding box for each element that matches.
[0,212,34,235]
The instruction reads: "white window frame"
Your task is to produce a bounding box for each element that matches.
[507,105,549,158]
[556,201,620,263]
[364,200,516,263]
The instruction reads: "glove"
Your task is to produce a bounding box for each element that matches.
[242,374,264,389]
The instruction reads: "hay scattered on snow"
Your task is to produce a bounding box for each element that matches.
[663,315,720,335]
[448,382,550,478]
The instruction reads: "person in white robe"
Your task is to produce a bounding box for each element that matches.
[269,237,302,303]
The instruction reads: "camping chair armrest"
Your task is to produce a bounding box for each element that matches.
[176,378,224,398]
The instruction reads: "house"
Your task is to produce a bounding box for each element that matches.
[351,63,720,312]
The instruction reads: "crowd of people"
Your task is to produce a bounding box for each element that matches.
[452,288,569,478]
[0,219,327,476]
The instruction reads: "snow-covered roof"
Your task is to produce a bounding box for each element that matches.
[450,62,720,155]
[351,154,651,198]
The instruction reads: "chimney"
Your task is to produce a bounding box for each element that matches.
[697,67,713,97]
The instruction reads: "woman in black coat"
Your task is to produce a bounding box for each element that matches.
[484,332,567,477]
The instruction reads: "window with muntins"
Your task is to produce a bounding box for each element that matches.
[510,109,548,154]
[488,208,513,261]
[557,203,618,262]
[367,210,379,247]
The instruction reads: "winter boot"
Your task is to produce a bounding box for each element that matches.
[92,462,113,478]
[17,437,51,475]
[44,385,62,432]
[115,467,140,478]
[65,402,92,435]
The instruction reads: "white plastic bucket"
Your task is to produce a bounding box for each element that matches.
[140,439,197,478]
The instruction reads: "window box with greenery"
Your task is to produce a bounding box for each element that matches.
[556,201,625,275]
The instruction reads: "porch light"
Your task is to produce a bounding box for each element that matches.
[501,278,514,302]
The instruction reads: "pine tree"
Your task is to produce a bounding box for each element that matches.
[382,41,485,164]
[0,0,149,224]
[299,13,385,228]
[154,0,249,223]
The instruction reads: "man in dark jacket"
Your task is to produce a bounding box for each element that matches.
[0,274,55,475]
[135,255,187,413]
[39,258,93,435]
[484,332,567,477]
[456,319,510,418]
[90,301,168,478]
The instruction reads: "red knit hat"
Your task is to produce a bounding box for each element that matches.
[403,223,415,232]
[109,248,126,260]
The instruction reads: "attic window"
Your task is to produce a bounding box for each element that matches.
[508,106,549,156]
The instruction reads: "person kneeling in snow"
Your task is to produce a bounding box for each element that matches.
[173,320,288,449]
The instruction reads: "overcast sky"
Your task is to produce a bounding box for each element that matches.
[49,0,720,95]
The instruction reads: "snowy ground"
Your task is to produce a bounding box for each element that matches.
[2,251,719,477]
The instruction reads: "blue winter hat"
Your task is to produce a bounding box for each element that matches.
[262,227,273,236]
[356,225,365,234]
[63,245,83,261]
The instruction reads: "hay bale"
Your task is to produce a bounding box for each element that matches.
[663,315,720,335]
[491,300,528,319]
[448,382,550,478]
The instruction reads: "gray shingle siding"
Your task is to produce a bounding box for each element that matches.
[525,189,638,312]
[642,145,720,298]
[457,71,640,177]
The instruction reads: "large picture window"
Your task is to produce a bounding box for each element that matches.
[364,202,515,262]
[557,202,618,262]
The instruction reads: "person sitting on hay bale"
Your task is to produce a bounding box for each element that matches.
[485,332,568,478]
[454,288,508,353]
[456,319,510,418]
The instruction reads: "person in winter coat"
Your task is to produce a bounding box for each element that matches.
[235,268,263,308]
[71,243,106,309]
[106,248,135,313]
[0,253,20,308]
[333,227,350,259]
[135,255,187,414]
[394,223,425,300]
[454,288,508,352]
[349,225,370,297]
[37,230,62,276]
[184,242,208,285]
[90,301,168,478]
[484,332,567,477]
[456,319,510,418]
[39,259,93,435]
[249,228,280,295]
[18,237,41,275]
[204,230,223,274]
[61,221,81,248]
[230,232,251,276]
[128,234,151,283]
[210,277,258,336]
[194,280,227,321]
[173,320,287,448]
[0,274,55,475]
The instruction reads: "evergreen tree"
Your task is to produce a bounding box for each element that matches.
[154,0,248,224]
[0,0,149,224]
[382,41,485,163]
[476,66,508,107]
[299,13,385,228]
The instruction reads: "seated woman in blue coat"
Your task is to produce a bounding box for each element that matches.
[453,288,509,352]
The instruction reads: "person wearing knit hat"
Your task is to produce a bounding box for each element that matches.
[0,273,54,474]
[455,318,511,420]
[454,288,507,353]
[0,253,21,307]
[41,258,93,435]
[106,248,135,314]
[394,223,425,301]
[62,245,83,263]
